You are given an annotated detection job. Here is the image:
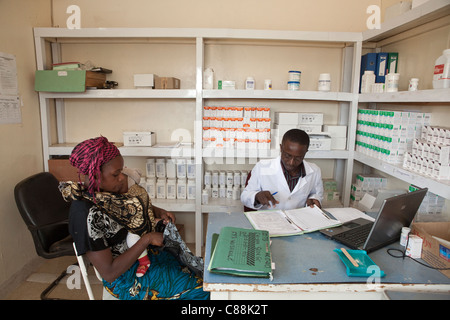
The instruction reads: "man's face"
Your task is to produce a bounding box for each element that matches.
[280,140,308,172]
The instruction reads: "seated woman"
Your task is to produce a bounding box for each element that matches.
[61,136,209,300]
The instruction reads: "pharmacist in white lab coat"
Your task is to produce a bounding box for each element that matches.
[241,129,323,211]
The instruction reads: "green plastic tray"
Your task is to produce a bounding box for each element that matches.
[334,248,386,278]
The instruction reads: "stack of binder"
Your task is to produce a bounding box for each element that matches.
[208,227,272,278]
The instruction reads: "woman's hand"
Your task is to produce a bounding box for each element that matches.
[143,232,164,247]
[153,205,176,224]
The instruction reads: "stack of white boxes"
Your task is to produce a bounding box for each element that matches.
[274,112,347,150]
[403,125,450,180]
[202,106,271,150]
[409,185,445,216]
[356,109,431,164]
[350,174,388,206]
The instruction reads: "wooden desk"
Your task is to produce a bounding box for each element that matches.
[203,212,450,300]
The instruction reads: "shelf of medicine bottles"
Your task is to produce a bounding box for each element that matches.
[48,143,195,158]
[362,0,450,42]
[201,198,244,213]
[152,198,195,212]
[354,151,450,199]
[39,89,196,99]
[203,89,355,102]
[202,148,350,159]
[359,89,450,103]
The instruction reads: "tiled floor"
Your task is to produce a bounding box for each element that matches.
[5,256,104,300]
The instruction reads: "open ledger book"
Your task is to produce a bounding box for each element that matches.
[244,205,342,237]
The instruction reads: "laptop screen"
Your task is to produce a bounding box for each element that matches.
[363,188,428,252]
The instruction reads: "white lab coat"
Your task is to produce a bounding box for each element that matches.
[241,156,324,211]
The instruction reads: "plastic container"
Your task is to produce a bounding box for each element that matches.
[156,158,166,178]
[245,77,255,90]
[204,170,211,187]
[176,178,186,199]
[166,159,176,178]
[203,68,214,90]
[176,158,186,178]
[361,70,375,93]
[385,73,400,92]
[264,79,272,90]
[212,171,219,187]
[146,177,156,198]
[156,178,166,199]
[318,73,331,92]
[288,70,301,82]
[334,249,386,278]
[202,189,209,204]
[187,179,196,200]
[433,49,450,89]
[226,171,234,187]
[288,81,300,91]
[408,78,419,91]
[146,158,156,178]
[186,159,195,179]
[400,227,411,246]
[166,178,176,199]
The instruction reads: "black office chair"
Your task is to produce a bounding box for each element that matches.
[14,172,75,300]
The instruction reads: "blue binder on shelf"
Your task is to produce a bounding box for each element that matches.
[360,53,377,92]
[375,52,388,83]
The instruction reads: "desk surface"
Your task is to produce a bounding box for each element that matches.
[204,212,450,287]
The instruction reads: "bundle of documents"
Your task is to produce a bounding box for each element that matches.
[245,205,342,237]
[208,227,272,278]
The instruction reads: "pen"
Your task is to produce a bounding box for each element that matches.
[272,192,278,196]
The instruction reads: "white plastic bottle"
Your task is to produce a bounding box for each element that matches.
[433,49,450,89]
[156,178,166,199]
[361,70,375,93]
[245,77,255,90]
[203,68,214,90]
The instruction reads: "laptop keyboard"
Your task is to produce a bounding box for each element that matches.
[333,223,373,248]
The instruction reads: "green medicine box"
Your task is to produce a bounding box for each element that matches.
[35,70,106,92]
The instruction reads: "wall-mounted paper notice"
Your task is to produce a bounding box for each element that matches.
[0,95,21,124]
[0,52,18,96]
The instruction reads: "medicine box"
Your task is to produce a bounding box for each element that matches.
[323,125,347,138]
[134,74,156,88]
[123,131,156,146]
[274,112,298,125]
[309,134,331,151]
[35,70,106,92]
[155,77,180,89]
[406,235,423,259]
[298,113,323,125]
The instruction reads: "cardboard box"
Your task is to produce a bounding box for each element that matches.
[155,77,180,89]
[411,222,450,278]
[35,70,106,92]
[48,158,83,182]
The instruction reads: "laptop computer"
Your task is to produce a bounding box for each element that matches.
[320,188,428,253]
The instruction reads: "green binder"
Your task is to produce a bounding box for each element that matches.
[208,227,272,278]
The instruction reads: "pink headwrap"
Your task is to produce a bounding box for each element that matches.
[69,136,120,195]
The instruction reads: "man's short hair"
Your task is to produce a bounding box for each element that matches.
[281,129,310,148]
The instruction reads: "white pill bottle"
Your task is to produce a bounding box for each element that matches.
[433,49,450,89]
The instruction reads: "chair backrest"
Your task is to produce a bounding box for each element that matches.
[14,172,73,258]
[73,243,96,300]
